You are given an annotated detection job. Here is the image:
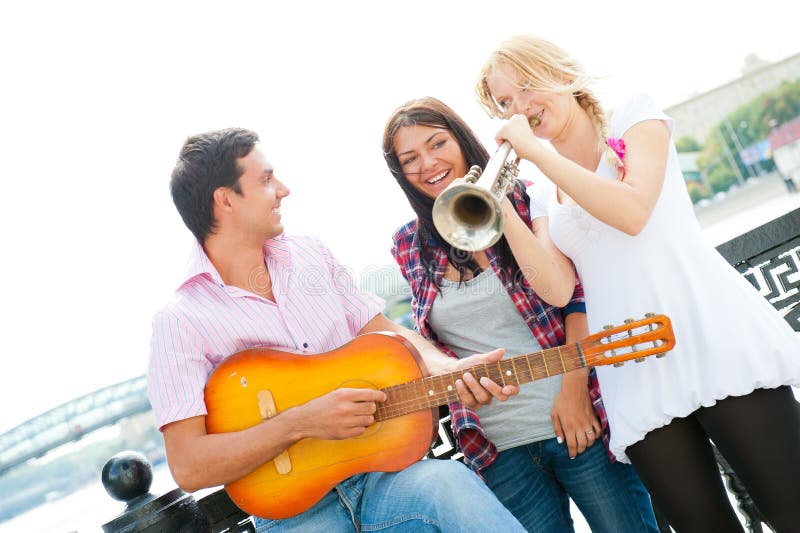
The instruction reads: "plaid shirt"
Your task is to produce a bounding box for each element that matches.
[390,181,610,474]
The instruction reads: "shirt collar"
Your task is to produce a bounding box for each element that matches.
[262,233,293,267]
[178,234,293,290]
[179,240,223,289]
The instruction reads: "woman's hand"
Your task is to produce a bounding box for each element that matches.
[551,368,601,459]
[495,114,543,162]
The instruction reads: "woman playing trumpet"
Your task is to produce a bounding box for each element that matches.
[383,96,658,532]
[477,34,800,531]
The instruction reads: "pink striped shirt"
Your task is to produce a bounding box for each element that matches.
[147,234,385,430]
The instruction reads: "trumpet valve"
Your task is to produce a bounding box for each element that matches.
[503,161,520,178]
[464,165,482,183]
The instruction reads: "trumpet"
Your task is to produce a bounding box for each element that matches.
[432,141,520,252]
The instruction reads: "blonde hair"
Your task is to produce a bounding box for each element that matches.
[476,35,623,169]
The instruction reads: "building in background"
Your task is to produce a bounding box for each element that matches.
[666,52,800,143]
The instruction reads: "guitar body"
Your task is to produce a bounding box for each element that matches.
[203,313,677,519]
[204,332,437,519]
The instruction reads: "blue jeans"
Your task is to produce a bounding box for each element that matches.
[253,459,525,532]
[481,437,659,533]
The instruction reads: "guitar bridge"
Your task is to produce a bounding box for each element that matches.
[258,390,293,474]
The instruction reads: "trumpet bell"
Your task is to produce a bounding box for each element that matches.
[432,142,519,252]
[432,184,504,252]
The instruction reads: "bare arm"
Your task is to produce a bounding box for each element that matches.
[162,386,386,492]
[359,313,519,408]
[500,198,577,307]
[497,115,671,236]
[549,312,601,459]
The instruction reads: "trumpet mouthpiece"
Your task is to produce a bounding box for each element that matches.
[529,116,541,129]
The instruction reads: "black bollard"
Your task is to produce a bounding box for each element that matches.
[101,451,210,533]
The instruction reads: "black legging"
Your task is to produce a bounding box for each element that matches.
[627,386,800,533]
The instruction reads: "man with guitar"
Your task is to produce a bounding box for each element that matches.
[147,128,527,531]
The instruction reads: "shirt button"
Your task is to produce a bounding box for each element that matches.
[303,342,309,349]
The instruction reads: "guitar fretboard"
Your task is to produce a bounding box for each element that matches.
[374,344,585,421]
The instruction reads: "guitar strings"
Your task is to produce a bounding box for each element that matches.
[375,344,588,420]
[375,325,669,420]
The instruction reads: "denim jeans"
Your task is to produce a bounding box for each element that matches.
[481,437,659,533]
[253,459,525,532]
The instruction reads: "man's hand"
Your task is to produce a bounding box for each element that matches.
[446,348,519,410]
[295,388,386,440]
[551,368,600,459]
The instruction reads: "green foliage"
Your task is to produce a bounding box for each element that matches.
[686,181,709,204]
[725,79,800,144]
[696,132,723,170]
[706,164,739,194]
[697,79,800,191]
[385,297,413,329]
[675,136,703,152]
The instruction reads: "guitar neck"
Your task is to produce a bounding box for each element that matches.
[375,344,586,422]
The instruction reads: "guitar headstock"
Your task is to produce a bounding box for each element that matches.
[580,314,675,367]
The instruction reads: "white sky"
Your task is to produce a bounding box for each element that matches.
[1,0,797,434]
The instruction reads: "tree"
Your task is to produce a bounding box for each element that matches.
[696,132,739,194]
[706,163,739,194]
[675,136,703,152]
[686,180,709,204]
[697,79,800,188]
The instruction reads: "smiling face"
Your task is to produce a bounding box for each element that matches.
[228,148,290,240]
[485,63,575,142]
[392,125,469,200]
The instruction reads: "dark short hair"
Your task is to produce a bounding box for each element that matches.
[170,128,259,243]
[382,97,527,286]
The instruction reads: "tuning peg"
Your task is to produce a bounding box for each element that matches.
[634,358,645,363]
[644,312,655,318]
[602,325,619,361]
[656,352,667,358]
[613,362,624,367]
[624,318,634,324]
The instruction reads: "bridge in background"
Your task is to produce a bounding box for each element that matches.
[0,376,149,476]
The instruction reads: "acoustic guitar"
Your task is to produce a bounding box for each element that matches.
[205,313,675,519]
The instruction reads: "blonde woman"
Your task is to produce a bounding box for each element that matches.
[476,34,800,532]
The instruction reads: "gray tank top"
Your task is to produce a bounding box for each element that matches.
[428,267,560,450]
